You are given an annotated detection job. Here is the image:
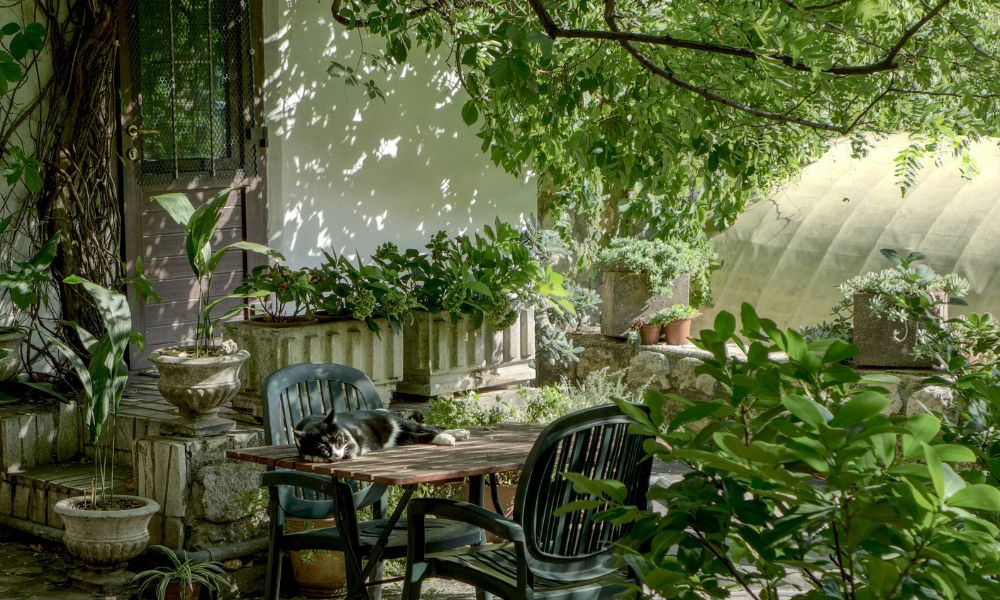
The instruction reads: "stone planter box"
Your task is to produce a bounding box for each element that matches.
[600,271,689,338]
[853,293,945,368]
[227,318,403,418]
[396,309,535,397]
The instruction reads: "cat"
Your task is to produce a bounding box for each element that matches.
[292,409,471,462]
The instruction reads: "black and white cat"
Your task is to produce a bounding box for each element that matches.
[292,409,471,462]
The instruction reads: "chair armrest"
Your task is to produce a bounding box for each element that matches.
[408,497,525,543]
[260,470,337,496]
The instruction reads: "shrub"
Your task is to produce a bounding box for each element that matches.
[570,304,1000,599]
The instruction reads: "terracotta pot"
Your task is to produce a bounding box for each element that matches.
[285,517,347,598]
[165,581,202,600]
[638,324,662,345]
[247,315,319,328]
[0,327,25,381]
[663,319,692,345]
[53,495,160,567]
[460,482,518,543]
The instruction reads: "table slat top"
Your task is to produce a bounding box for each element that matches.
[226,424,543,486]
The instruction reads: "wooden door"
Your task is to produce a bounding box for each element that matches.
[119,0,267,369]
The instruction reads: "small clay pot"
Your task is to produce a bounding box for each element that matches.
[663,319,692,345]
[165,581,202,600]
[639,324,662,345]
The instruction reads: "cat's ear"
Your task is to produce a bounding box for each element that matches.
[292,429,306,440]
[324,412,338,424]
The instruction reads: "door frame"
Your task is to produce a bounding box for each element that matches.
[117,0,269,369]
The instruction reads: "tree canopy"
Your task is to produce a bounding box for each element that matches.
[329,0,1000,241]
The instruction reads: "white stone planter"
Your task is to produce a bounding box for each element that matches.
[54,495,160,567]
[600,271,689,338]
[0,328,25,381]
[397,309,535,397]
[226,317,403,417]
[149,349,249,436]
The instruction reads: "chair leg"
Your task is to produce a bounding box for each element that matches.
[264,546,282,600]
[402,560,425,600]
[367,560,384,600]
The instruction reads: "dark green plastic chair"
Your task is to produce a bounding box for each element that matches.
[261,363,480,600]
[402,403,653,600]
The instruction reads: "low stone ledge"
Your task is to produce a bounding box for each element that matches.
[540,331,955,417]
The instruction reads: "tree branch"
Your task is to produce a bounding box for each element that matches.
[528,0,952,76]
[601,0,845,132]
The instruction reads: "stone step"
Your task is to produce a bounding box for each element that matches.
[0,400,82,474]
[0,463,132,530]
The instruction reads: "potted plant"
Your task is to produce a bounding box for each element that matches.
[635,319,661,345]
[49,276,160,567]
[596,237,713,338]
[132,545,232,600]
[226,243,416,416]
[236,263,317,326]
[0,212,58,382]
[149,189,282,435]
[650,304,701,345]
[840,249,969,368]
[399,222,570,397]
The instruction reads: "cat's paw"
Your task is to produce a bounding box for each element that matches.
[445,429,471,441]
[431,432,456,446]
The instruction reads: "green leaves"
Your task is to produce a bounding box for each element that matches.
[948,485,1000,512]
[829,391,889,428]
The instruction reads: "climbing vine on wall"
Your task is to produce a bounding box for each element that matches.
[1,0,122,372]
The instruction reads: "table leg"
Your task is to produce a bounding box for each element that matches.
[467,475,494,600]
[341,482,416,600]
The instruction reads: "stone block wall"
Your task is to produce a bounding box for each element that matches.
[135,430,267,549]
[540,332,955,417]
[1,401,82,474]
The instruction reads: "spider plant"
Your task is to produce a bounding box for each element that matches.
[132,545,232,600]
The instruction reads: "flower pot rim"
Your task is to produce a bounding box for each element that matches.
[246,315,319,327]
[54,494,160,518]
[149,348,250,365]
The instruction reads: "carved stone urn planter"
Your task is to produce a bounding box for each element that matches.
[397,309,535,398]
[149,348,249,436]
[0,327,25,381]
[853,293,946,368]
[601,271,689,338]
[226,317,403,419]
[54,495,160,567]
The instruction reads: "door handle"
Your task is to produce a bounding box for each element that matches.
[127,124,159,138]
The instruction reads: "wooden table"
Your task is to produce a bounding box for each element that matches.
[226,423,544,600]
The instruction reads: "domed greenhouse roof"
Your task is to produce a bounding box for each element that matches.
[698,135,1000,331]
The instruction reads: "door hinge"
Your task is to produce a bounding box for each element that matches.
[246,126,268,148]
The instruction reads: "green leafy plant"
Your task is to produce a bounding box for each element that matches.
[152,189,283,356]
[598,237,715,306]
[0,212,59,335]
[414,220,572,329]
[132,545,232,600]
[566,304,1000,599]
[649,304,700,326]
[46,277,137,508]
[839,248,970,323]
[520,368,639,426]
[237,264,315,322]
[313,243,420,333]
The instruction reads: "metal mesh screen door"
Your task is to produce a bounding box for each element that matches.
[120,0,266,369]
[125,0,257,184]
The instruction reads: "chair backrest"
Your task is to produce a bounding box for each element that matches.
[514,403,653,579]
[263,362,384,446]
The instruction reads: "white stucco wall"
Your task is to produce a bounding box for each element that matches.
[260,2,536,266]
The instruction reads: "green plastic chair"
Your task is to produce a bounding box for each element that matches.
[402,403,654,600]
[261,363,481,600]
